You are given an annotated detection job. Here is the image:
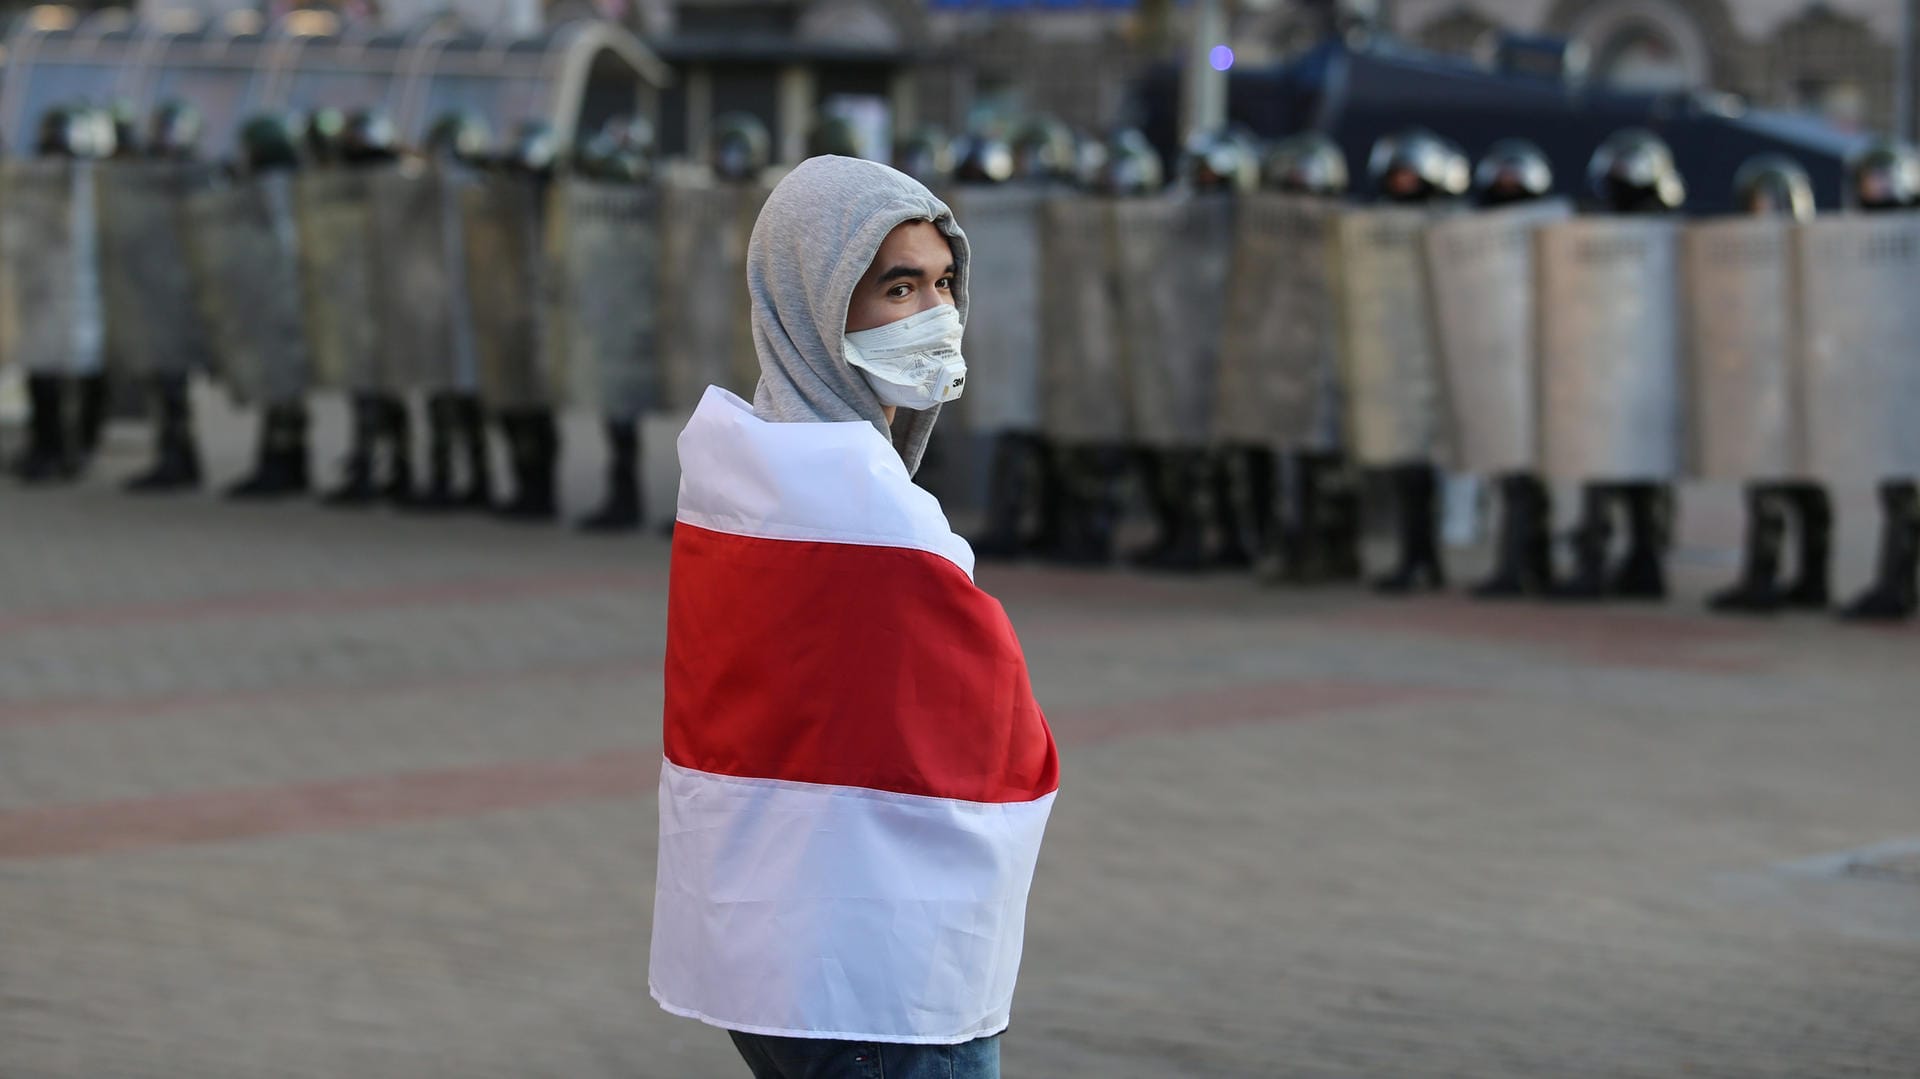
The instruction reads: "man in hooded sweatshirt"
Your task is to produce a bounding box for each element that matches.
[650,155,1060,1079]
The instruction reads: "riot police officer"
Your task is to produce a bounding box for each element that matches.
[1549,128,1687,600]
[1834,138,1920,621]
[1247,131,1362,586]
[573,113,660,533]
[320,107,413,508]
[123,100,211,493]
[1461,138,1559,598]
[225,112,315,500]
[7,104,116,484]
[1354,128,1468,593]
[1701,155,1827,615]
[407,110,496,516]
[491,120,564,523]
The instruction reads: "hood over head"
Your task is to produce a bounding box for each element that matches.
[747,154,969,475]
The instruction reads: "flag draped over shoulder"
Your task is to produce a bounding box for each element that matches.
[650,386,1059,1045]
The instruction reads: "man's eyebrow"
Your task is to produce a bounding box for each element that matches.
[876,263,958,284]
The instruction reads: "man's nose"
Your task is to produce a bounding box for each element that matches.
[916,292,955,317]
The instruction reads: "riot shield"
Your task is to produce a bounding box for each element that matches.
[1214,192,1342,451]
[948,185,1046,436]
[1535,218,1684,481]
[545,177,659,419]
[183,175,309,405]
[366,165,456,394]
[1109,195,1233,448]
[659,176,764,407]
[1421,200,1570,475]
[294,170,379,391]
[96,160,217,381]
[1680,218,1798,480]
[460,173,550,410]
[1793,214,1920,481]
[1333,206,1447,466]
[1038,195,1128,443]
[0,160,104,376]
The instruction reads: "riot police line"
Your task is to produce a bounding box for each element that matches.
[3,101,1918,623]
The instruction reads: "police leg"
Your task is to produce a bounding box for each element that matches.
[1026,433,1063,557]
[1050,443,1121,567]
[578,414,642,533]
[322,391,381,506]
[227,402,311,500]
[1374,460,1445,594]
[378,393,416,506]
[405,392,459,511]
[1610,482,1670,601]
[970,430,1034,561]
[1839,479,1920,622]
[10,373,76,483]
[1212,443,1272,572]
[1132,449,1210,573]
[454,394,493,511]
[1552,482,1617,601]
[1707,483,1787,614]
[125,372,202,493]
[497,406,559,523]
[1125,447,1177,566]
[1471,473,1529,598]
[1779,482,1832,610]
[74,373,109,465]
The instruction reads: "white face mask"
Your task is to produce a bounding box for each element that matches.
[841,302,967,410]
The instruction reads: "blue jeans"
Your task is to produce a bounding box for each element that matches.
[728,1030,1001,1079]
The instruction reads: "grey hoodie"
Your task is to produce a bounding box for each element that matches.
[746,155,970,476]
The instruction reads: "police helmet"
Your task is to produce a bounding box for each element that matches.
[1368,129,1469,203]
[425,110,492,165]
[1845,138,1920,212]
[953,134,1015,185]
[1099,129,1163,196]
[1010,117,1076,182]
[1473,139,1553,206]
[240,113,304,174]
[1587,128,1685,214]
[107,99,140,158]
[1732,154,1814,221]
[1261,131,1348,196]
[342,109,398,165]
[808,114,863,160]
[576,114,655,183]
[1181,130,1259,194]
[709,112,771,181]
[305,107,348,165]
[148,100,203,159]
[507,120,561,176]
[896,126,957,183]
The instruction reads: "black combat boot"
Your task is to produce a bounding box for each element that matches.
[1373,461,1445,594]
[1707,484,1787,614]
[496,408,558,522]
[125,373,201,493]
[10,373,75,484]
[1472,473,1553,598]
[404,393,459,511]
[377,394,415,506]
[1610,482,1670,601]
[970,431,1033,561]
[1050,444,1123,567]
[1840,480,1919,622]
[1212,444,1273,572]
[1131,450,1210,573]
[454,395,493,512]
[578,416,642,533]
[74,373,110,467]
[1779,483,1832,610]
[322,392,380,507]
[1551,483,1615,601]
[226,404,311,500]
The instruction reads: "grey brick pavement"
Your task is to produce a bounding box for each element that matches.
[1,427,1918,1078]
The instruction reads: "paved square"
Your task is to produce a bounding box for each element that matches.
[3,430,1918,1078]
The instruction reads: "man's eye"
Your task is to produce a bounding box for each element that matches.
[888,284,911,298]
[936,277,953,291]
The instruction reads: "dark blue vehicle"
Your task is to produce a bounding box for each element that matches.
[1135,28,1872,214]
